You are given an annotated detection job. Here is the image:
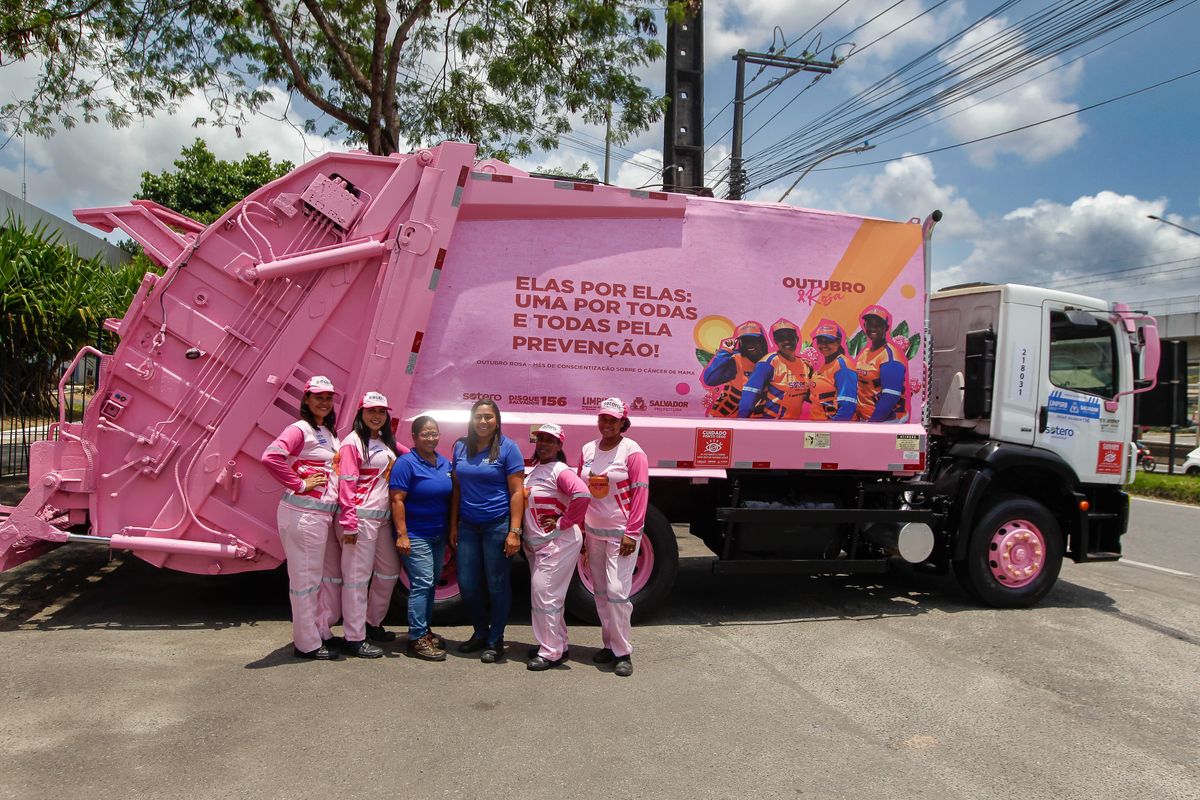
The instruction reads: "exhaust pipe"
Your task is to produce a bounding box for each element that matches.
[864,522,935,563]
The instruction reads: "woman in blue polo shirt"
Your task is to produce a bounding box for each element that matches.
[389,416,453,662]
[450,398,525,663]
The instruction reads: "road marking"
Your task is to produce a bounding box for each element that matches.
[1130,495,1200,510]
[1119,559,1194,577]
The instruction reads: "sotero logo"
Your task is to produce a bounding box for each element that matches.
[462,392,502,401]
[1042,425,1075,438]
[509,394,566,407]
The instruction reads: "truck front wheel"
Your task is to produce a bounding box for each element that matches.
[565,505,679,624]
[955,494,1063,608]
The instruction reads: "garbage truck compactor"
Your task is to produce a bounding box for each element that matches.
[0,142,1161,613]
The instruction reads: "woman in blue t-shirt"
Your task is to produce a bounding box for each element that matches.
[450,398,526,662]
[389,416,453,662]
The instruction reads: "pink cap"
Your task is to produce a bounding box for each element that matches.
[360,391,390,410]
[598,397,628,419]
[305,375,336,393]
[536,423,565,443]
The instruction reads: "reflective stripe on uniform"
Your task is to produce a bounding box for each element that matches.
[605,595,632,604]
[631,481,649,489]
[289,584,319,597]
[531,605,561,615]
[358,507,391,520]
[322,576,343,585]
[373,572,400,581]
[344,579,369,589]
[282,493,338,513]
[524,528,566,546]
[585,527,627,539]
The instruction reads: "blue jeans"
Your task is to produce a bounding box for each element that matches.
[456,516,512,644]
[400,536,446,640]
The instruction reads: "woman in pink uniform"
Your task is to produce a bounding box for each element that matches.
[580,397,649,678]
[334,391,407,658]
[523,423,591,671]
[261,375,342,660]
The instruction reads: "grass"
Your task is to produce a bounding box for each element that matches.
[1128,470,1200,505]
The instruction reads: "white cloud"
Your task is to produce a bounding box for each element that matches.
[941,191,1200,300]
[0,87,340,231]
[837,155,983,236]
[754,154,980,235]
[936,18,1086,166]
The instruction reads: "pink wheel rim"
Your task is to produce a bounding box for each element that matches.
[988,518,1046,589]
[399,547,460,602]
[577,536,656,597]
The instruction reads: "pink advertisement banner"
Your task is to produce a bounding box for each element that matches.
[408,200,926,424]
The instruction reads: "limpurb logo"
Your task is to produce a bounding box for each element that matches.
[1047,390,1101,420]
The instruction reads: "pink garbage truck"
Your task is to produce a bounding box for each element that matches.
[0,141,1161,613]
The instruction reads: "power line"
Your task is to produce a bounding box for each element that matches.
[800,63,1200,174]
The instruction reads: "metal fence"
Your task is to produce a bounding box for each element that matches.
[0,326,115,479]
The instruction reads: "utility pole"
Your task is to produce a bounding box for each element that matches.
[728,49,839,200]
[663,8,704,193]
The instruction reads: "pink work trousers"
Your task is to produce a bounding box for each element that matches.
[585,532,641,658]
[525,526,583,661]
[335,516,402,642]
[277,503,337,653]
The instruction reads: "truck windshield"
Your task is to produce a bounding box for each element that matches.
[1048,310,1118,398]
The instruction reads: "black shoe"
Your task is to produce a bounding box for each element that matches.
[592,648,615,665]
[323,636,346,651]
[457,634,488,654]
[614,655,633,677]
[480,639,505,663]
[345,640,384,659]
[293,644,335,660]
[365,624,396,643]
[527,650,569,671]
[527,646,539,660]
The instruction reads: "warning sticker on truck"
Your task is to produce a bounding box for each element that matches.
[895,434,920,451]
[1096,441,1123,474]
[804,432,830,449]
[694,429,732,467]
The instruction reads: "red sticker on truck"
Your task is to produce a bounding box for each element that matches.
[1096,441,1123,474]
[695,429,732,467]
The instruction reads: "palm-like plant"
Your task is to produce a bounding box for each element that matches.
[0,214,147,416]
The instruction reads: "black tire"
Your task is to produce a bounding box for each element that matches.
[565,505,680,624]
[953,494,1063,608]
[1144,458,1156,473]
[1187,466,1200,477]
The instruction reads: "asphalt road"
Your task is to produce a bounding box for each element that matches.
[1,498,1197,800]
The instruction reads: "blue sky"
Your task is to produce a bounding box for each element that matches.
[1,0,1198,308]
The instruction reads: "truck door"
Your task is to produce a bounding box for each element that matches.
[1034,303,1126,482]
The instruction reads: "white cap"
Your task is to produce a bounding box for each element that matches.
[535,423,565,443]
[360,391,390,410]
[598,397,627,419]
[305,375,336,393]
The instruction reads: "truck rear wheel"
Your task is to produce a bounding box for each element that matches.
[565,505,679,624]
[955,494,1063,608]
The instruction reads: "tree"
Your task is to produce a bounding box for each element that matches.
[0,215,145,415]
[0,0,698,158]
[136,138,294,224]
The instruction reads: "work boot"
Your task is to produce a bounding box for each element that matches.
[293,644,336,660]
[345,640,384,659]
[614,655,633,677]
[365,624,396,642]
[407,633,447,662]
[457,633,488,653]
[527,650,569,671]
[480,639,505,663]
[592,648,615,665]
